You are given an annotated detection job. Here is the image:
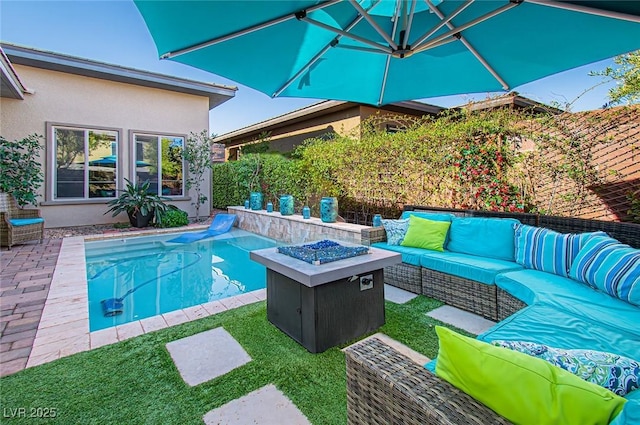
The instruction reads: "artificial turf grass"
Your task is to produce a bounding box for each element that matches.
[0,295,460,425]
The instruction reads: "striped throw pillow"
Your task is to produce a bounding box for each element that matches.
[514,224,607,277]
[570,236,640,306]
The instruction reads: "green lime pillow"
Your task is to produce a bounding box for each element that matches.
[400,216,450,251]
[434,327,626,425]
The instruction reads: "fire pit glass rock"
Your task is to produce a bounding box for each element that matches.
[277,240,369,265]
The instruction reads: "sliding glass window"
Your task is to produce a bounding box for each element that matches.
[53,126,118,199]
[134,134,184,197]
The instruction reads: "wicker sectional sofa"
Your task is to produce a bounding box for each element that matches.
[348,207,640,425]
[361,206,640,321]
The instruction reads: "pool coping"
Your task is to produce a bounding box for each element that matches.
[26,228,267,368]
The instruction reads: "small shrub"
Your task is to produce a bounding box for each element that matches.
[0,134,44,206]
[157,209,189,228]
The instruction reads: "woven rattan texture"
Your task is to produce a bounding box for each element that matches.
[422,268,498,321]
[361,226,387,245]
[496,288,528,321]
[345,337,513,425]
[384,263,422,294]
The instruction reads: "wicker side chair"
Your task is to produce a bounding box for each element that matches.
[0,193,45,250]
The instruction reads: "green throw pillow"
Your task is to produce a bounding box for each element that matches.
[400,216,450,252]
[434,327,626,425]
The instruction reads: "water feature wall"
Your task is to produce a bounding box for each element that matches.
[227,206,365,244]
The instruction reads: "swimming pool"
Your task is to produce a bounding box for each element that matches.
[85,229,278,331]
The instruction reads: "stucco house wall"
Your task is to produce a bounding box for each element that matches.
[219,101,443,159]
[1,45,235,228]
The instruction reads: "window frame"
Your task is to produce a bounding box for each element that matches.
[45,122,123,204]
[129,130,187,198]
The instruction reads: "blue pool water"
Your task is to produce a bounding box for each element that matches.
[85,229,277,331]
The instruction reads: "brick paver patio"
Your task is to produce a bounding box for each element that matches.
[0,239,62,376]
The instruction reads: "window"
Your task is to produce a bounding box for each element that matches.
[133,134,184,197]
[52,126,118,199]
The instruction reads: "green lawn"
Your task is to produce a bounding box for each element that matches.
[1,296,461,424]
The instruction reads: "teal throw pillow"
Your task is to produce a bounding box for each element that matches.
[381,218,409,246]
[514,224,608,277]
[570,236,640,306]
[446,217,520,261]
[492,340,640,396]
[400,216,450,252]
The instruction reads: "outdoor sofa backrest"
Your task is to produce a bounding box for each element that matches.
[403,205,640,249]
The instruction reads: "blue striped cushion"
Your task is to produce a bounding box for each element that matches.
[514,224,606,277]
[569,236,640,306]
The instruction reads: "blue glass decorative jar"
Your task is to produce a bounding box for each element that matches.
[244,199,250,209]
[279,195,294,216]
[266,202,273,213]
[320,197,338,223]
[250,192,263,210]
[302,205,311,219]
[372,214,382,227]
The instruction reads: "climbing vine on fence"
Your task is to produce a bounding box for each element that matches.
[212,105,634,221]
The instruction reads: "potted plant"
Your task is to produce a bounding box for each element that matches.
[105,179,173,228]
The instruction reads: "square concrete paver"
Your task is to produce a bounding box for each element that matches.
[427,305,496,335]
[384,284,419,304]
[203,384,311,425]
[166,327,251,386]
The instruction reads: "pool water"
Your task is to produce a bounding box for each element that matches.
[85,229,277,331]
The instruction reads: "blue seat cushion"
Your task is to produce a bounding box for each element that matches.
[419,251,522,285]
[446,217,520,261]
[371,242,427,267]
[479,303,640,367]
[496,270,640,338]
[9,218,44,227]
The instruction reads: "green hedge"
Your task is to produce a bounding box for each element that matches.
[211,108,611,220]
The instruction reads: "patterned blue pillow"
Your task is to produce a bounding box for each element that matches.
[569,236,640,306]
[514,224,607,277]
[492,340,640,396]
[381,218,409,246]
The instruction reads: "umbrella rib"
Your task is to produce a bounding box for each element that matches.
[414,1,520,53]
[402,0,418,50]
[160,0,341,59]
[423,0,510,89]
[526,0,640,24]
[334,44,390,54]
[348,0,398,50]
[389,0,402,45]
[378,55,392,106]
[412,0,474,50]
[273,12,368,97]
[303,17,393,53]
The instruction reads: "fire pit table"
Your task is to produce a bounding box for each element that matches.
[250,240,401,353]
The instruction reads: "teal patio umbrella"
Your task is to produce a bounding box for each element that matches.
[134,0,640,106]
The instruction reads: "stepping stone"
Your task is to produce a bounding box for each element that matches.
[166,327,251,386]
[427,305,496,335]
[203,384,311,425]
[384,284,418,304]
